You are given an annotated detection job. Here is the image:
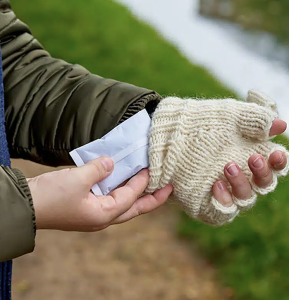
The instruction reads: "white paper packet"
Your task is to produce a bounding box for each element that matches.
[69,109,151,196]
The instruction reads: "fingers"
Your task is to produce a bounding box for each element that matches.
[269,119,287,136]
[213,162,257,211]
[249,149,288,194]
[267,144,289,177]
[116,179,129,189]
[224,163,252,200]
[111,169,150,200]
[268,150,287,171]
[212,181,233,207]
[111,185,173,225]
[213,149,288,211]
[98,169,150,222]
[77,156,114,187]
[248,150,289,194]
[248,154,273,188]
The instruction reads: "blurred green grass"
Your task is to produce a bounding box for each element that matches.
[11,0,289,299]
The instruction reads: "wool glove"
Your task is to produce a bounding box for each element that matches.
[146,90,289,226]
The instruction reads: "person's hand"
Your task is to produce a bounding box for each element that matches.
[27,158,173,231]
[213,119,288,207]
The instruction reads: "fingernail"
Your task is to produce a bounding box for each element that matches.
[227,164,239,176]
[217,181,226,191]
[253,157,264,169]
[101,157,114,172]
[275,152,284,166]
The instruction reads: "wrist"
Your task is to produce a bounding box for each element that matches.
[27,176,46,230]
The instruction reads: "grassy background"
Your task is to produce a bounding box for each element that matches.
[11,0,289,299]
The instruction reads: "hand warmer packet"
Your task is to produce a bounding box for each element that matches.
[69,109,151,196]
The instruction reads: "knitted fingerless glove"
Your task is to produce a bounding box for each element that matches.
[146,90,289,226]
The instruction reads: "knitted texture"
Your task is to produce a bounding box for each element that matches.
[146,90,289,226]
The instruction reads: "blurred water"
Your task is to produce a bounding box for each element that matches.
[117,0,289,136]
[212,20,289,67]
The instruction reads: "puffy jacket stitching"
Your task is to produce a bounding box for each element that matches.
[0,15,16,34]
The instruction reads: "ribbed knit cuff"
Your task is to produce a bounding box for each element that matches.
[119,92,162,123]
[12,168,36,237]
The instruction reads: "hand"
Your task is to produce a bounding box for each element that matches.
[28,158,173,231]
[213,119,288,207]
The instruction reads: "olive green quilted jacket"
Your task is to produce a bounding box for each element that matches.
[0,0,161,261]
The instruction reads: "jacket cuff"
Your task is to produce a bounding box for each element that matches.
[12,168,36,236]
[119,92,162,123]
[0,166,35,261]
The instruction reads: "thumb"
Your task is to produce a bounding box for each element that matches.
[77,157,114,187]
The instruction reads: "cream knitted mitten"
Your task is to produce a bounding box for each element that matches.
[146,90,289,226]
